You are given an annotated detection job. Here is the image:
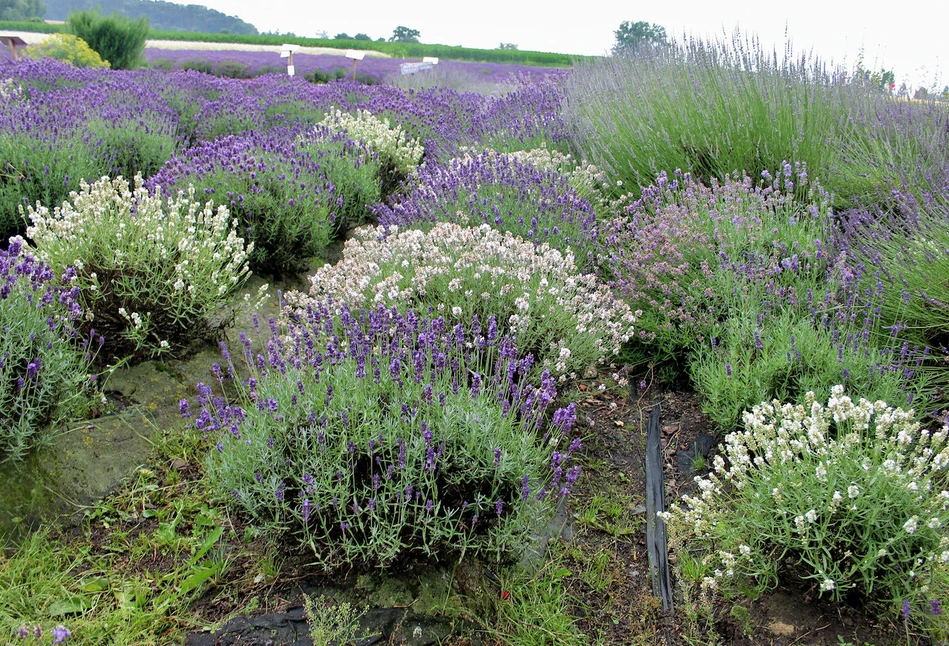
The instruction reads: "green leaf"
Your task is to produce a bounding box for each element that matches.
[185,524,223,569]
[178,562,223,597]
[49,596,92,616]
[79,578,109,593]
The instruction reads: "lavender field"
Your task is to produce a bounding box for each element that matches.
[142,47,570,86]
[0,35,948,645]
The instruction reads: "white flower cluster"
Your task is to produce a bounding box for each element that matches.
[506,146,610,207]
[314,108,424,176]
[23,174,252,355]
[662,385,949,596]
[0,78,23,101]
[285,222,636,379]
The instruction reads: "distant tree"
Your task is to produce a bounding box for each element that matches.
[334,32,351,40]
[389,26,420,43]
[612,20,667,56]
[854,52,896,93]
[913,86,929,100]
[497,42,518,50]
[67,9,148,70]
[0,0,45,20]
[376,37,385,42]
[353,33,372,41]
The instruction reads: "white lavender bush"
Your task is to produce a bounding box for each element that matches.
[285,222,636,383]
[314,108,424,180]
[24,174,253,362]
[662,386,949,635]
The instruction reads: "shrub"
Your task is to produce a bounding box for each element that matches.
[214,60,252,79]
[372,152,601,270]
[0,131,96,241]
[504,145,613,214]
[0,237,96,461]
[661,386,949,638]
[146,131,365,276]
[306,67,348,84]
[84,117,179,180]
[285,222,636,383]
[315,108,424,194]
[562,32,864,198]
[299,135,381,229]
[23,174,252,363]
[602,164,831,373]
[189,305,582,569]
[255,65,285,77]
[67,9,149,70]
[688,309,929,430]
[844,188,949,351]
[179,59,213,75]
[149,57,174,71]
[65,10,147,71]
[830,96,949,210]
[23,33,110,69]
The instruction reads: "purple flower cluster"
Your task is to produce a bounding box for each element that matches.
[373,151,600,269]
[147,128,358,275]
[602,165,828,344]
[0,237,95,460]
[189,303,580,566]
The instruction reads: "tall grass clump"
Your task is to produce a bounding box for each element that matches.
[24,174,252,363]
[0,237,95,461]
[189,305,582,569]
[563,32,863,198]
[662,386,949,639]
[67,9,149,70]
[839,182,949,409]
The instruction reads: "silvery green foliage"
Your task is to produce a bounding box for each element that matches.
[286,222,635,383]
[192,305,582,568]
[662,386,949,634]
[24,174,253,361]
[316,108,424,177]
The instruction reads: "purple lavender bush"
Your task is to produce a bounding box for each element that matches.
[147,129,376,276]
[602,164,830,359]
[602,163,928,426]
[0,237,96,461]
[836,174,949,409]
[373,151,601,270]
[189,304,581,568]
[0,61,183,237]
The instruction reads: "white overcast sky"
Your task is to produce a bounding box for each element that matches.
[177,0,947,89]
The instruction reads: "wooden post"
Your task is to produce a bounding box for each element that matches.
[0,36,28,62]
[345,50,365,82]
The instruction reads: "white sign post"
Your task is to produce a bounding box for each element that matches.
[345,49,365,81]
[280,44,301,76]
